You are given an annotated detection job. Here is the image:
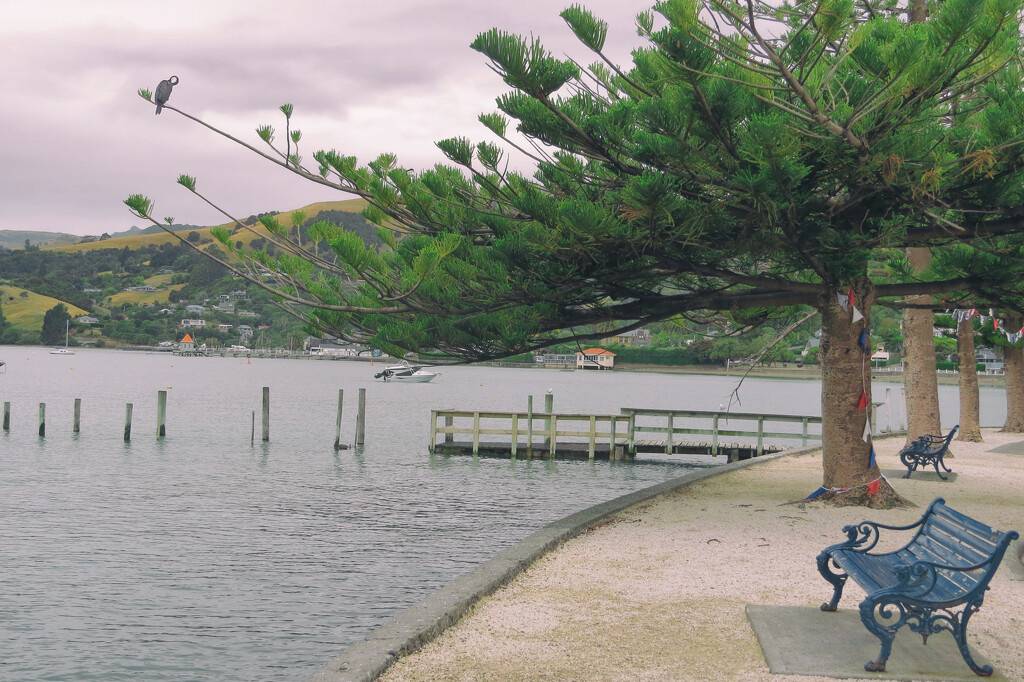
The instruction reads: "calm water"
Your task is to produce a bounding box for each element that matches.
[0,349,1005,680]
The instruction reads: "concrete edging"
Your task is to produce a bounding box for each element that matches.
[306,447,815,682]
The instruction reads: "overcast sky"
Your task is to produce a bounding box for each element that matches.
[1,0,655,236]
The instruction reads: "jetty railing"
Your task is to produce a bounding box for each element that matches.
[429,408,826,459]
[620,408,823,457]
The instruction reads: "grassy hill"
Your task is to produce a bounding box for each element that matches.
[48,198,372,254]
[0,285,88,331]
[0,230,80,251]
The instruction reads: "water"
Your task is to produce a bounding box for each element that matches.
[0,349,1006,680]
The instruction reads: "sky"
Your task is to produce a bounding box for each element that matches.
[0,0,656,236]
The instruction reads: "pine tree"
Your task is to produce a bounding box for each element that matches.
[129,0,1024,505]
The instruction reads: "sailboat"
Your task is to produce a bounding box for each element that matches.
[50,320,75,355]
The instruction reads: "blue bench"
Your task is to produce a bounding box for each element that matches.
[900,425,958,480]
[816,498,1018,675]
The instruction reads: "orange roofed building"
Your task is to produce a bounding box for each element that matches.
[179,334,195,352]
[576,347,615,370]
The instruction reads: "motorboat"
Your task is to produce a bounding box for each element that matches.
[374,359,437,383]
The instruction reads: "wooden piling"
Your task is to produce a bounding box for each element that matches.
[543,393,553,449]
[124,403,133,442]
[355,388,366,446]
[334,389,344,450]
[73,398,81,434]
[38,403,45,437]
[3,402,9,431]
[251,410,255,446]
[527,395,534,458]
[156,390,167,438]
[261,387,270,441]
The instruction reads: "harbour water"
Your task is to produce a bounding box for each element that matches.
[0,349,1006,680]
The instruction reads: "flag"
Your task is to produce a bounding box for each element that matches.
[852,306,864,323]
[869,445,876,468]
[858,328,868,351]
[848,287,856,309]
[862,418,872,442]
[857,391,868,412]
[866,478,880,495]
[837,293,849,311]
[805,486,827,500]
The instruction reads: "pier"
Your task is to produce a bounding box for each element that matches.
[429,408,825,462]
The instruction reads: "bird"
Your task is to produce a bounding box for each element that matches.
[154,76,179,114]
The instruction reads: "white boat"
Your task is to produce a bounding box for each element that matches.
[374,359,437,383]
[50,321,75,355]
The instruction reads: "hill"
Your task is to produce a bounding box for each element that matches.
[0,230,80,251]
[47,198,373,254]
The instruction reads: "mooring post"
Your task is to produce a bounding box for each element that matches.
[261,387,270,441]
[251,410,255,446]
[444,415,453,444]
[73,398,81,434]
[429,410,438,451]
[355,388,366,446]
[334,389,344,450]
[156,390,167,438]
[527,395,534,458]
[124,403,133,442]
[588,415,596,459]
[665,413,674,455]
[472,412,480,455]
[3,402,10,431]
[38,403,45,437]
[756,416,765,455]
[548,414,557,457]
[543,392,553,449]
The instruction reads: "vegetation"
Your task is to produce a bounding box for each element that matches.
[128,0,1024,504]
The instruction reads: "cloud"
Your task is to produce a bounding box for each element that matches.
[0,0,653,235]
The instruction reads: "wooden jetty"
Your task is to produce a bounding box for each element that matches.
[429,408,824,462]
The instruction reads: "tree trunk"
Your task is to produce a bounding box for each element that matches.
[1003,313,1024,432]
[902,247,941,443]
[956,317,983,442]
[818,281,900,505]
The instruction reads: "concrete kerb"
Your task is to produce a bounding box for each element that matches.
[305,446,817,682]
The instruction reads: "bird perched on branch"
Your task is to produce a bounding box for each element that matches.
[154,76,179,114]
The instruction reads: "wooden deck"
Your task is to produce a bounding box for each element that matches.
[429,408,820,461]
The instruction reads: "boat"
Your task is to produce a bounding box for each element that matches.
[50,321,75,355]
[374,359,437,383]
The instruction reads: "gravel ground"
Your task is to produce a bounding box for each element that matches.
[379,429,1024,682]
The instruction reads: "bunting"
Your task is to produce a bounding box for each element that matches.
[837,293,849,311]
[804,475,885,500]
[851,307,864,323]
[857,391,868,411]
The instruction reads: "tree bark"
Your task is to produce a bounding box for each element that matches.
[818,281,899,505]
[956,317,982,442]
[1002,313,1024,432]
[902,247,941,443]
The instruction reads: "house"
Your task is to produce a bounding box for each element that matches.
[75,315,99,324]
[976,347,1004,374]
[179,333,196,351]
[870,344,890,363]
[237,311,258,318]
[231,290,247,298]
[576,347,615,370]
[601,329,651,347]
[185,305,205,315]
[181,319,206,328]
[125,285,158,292]
[218,324,233,331]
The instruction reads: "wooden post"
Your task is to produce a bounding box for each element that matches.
[665,413,674,454]
[712,413,720,456]
[157,390,167,438]
[527,396,534,458]
[610,416,619,460]
[429,410,438,451]
[261,387,270,442]
[334,389,344,450]
[588,415,596,459]
[548,415,557,457]
[543,393,553,449]
[38,403,45,437]
[355,388,366,446]
[3,402,9,431]
[124,403,133,442]
[801,417,809,446]
[756,416,765,455]
[444,415,453,444]
[73,398,81,434]
[627,411,636,455]
[251,410,255,446]
[472,412,480,455]
[510,413,519,457]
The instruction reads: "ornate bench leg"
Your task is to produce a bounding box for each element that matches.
[816,551,846,612]
[933,458,949,481]
[860,598,897,673]
[953,600,994,676]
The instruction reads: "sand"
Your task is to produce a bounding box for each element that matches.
[377,429,1024,681]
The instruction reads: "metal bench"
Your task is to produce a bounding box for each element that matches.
[900,425,958,479]
[816,498,1018,675]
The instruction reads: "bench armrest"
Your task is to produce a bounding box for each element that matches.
[834,515,926,552]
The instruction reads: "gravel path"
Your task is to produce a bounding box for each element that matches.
[379,430,1024,681]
